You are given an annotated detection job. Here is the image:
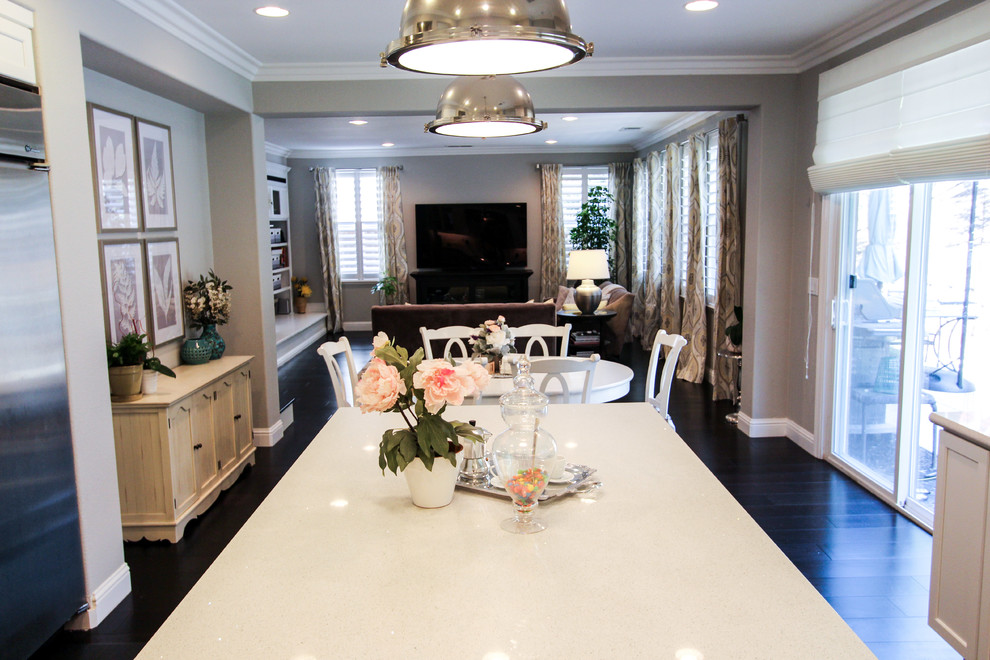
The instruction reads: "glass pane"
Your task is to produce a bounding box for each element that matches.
[913,179,989,509]
[834,186,910,489]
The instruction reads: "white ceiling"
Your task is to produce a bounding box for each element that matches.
[153,0,949,155]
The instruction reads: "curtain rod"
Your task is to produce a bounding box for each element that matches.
[309,165,406,172]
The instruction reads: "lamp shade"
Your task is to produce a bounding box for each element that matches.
[425,75,547,138]
[566,249,609,280]
[382,0,592,76]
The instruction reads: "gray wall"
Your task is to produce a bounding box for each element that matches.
[286,151,632,323]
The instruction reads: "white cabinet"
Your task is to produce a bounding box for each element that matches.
[267,162,294,314]
[112,356,255,542]
[0,1,36,86]
[929,413,990,659]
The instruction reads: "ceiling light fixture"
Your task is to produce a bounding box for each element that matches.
[562,116,579,122]
[348,120,368,126]
[381,142,395,147]
[684,1,718,11]
[426,75,547,138]
[255,6,289,18]
[545,139,558,144]
[381,0,593,76]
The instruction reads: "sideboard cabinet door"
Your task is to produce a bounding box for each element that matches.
[213,380,237,472]
[233,368,254,458]
[167,403,197,515]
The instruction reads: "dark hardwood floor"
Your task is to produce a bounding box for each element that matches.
[32,332,958,659]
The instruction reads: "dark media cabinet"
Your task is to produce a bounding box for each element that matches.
[412,269,533,304]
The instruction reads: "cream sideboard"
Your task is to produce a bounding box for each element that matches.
[111,356,255,542]
[929,411,990,659]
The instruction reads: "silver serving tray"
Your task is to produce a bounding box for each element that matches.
[456,463,599,501]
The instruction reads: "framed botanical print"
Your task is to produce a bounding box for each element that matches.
[136,119,177,230]
[100,240,149,344]
[89,104,141,232]
[145,239,184,346]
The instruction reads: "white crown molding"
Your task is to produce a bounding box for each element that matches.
[633,111,719,151]
[265,142,291,159]
[114,0,260,80]
[288,144,635,160]
[793,0,952,71]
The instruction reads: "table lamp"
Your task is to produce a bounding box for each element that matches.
[566,249,609,315]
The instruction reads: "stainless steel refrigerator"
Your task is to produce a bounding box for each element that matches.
[0,76,86,659]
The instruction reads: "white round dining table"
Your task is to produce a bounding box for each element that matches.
[469,357,633,403]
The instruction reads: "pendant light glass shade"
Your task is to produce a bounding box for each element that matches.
[382,0,592,76]
[425,76,547,138]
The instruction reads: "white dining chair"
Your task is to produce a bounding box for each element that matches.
[528,354,601,404]
[645,329,687,429]
[512,323,572,358]
[317,337,359,407]
[420,325,475,360]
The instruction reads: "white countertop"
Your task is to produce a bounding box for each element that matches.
[931,410,990,450]
[138,403,872,659]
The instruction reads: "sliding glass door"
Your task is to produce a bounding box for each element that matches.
[830,179,988,527]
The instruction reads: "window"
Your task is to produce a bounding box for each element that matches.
[334,168,381,281]
[561,166,610,254]
[677,132,720,305]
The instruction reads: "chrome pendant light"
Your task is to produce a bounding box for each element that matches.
[382,0,593,76]
[425,76,547,138]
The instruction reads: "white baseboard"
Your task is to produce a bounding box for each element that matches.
[253,419,285,447]
[280,401,294,430]
[738,415,822,458]
[785,420,820,458]
[343,321,372,332]
[65,562,131,630]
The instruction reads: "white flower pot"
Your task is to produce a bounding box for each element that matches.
[403,455,462,508]
[142,370,158,394]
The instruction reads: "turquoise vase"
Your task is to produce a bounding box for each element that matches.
[180,337,211,365]
[201,324,225,360]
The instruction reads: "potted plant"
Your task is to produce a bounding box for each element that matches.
[469,315,516,375]
[570,185,616,273]
[371,275,398,304]
[291,276,311,313]
[356,332,490,508]
[725,305,742,347]
[182,270,233,361]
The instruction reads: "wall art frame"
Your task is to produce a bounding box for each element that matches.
[88,104,142,232]
[136,118,177,230]
[100,240,150,345]
[145,238,184,346]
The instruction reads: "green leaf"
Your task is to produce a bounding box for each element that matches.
[419,452,435,471]
[399,434,418,463]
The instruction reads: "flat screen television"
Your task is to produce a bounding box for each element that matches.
[415,203,527,271]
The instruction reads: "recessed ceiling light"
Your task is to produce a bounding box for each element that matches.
[255,6,289,18]
[562,116,579,122]
[545,139,558,144]
[349,120,368,126]
[684,1,718,11]
[381,142,395,147]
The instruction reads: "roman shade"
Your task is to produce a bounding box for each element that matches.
[808,2,990,193]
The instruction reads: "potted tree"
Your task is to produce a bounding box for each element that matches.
[107,332,175,401]
[371,275,398,304]
[570,185,616,271]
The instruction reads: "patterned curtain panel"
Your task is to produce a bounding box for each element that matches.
[609,162,633,289]
[676,135,707,383]
[377,166,409,304]
[313,167,344,334]
[630,158,648,343]
[659,143,681,341]
[713,117,742,400]
[632,152,665,348]
[539,163,564,301]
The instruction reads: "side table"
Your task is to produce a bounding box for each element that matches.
[556,309,617,356]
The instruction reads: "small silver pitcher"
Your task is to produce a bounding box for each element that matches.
[459,421,491,485]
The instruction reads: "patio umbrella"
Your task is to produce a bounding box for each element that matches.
[858,188,904,285]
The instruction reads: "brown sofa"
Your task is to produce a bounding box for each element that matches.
[371,302,556,355]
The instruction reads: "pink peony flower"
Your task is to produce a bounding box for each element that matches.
[356,358,406,413]
[459,360,491,392]
[413,359,474,413]
[372,331,390,350]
